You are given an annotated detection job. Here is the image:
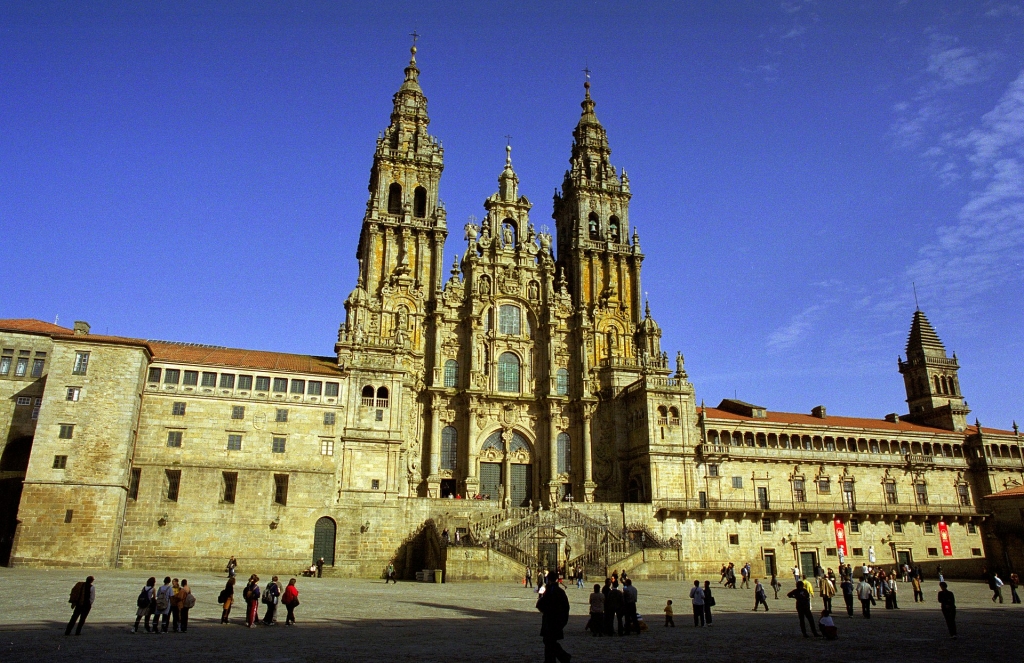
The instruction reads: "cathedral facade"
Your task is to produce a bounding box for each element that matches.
[1,48,1021,579]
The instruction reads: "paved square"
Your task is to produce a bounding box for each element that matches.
[0,568,1020,662]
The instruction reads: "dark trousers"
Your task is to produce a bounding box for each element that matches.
[285,603,296,624]
[624,603,639,633]
[316,566,323,578]
[692,604,705,626]
[65,605,91,635]
[860,598,872,618]
[526,577,533,588]
[914,589,924,602]
[180,607,190,632]
[754,596,769,611]
[603,609,615,635]
[992,588,1003,603]
[134,605,155,631]
[942,607,957,636]
[160,612,171,632]
[264,602,277,624]
[587,612,603,635]
[171,606,180,631]
[797,607,819,636]
[703,604,713,625]
[616,610,624,635]
[822,596,832,613]
[542,637,570,663]
[664,614,674,626]
[1012,587,1021,604]
[843,595,854,616]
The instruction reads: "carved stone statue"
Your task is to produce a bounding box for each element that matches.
[464,222,479,241]
[502,223,514,247]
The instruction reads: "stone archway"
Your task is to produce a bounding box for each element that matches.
[0,436,32,566]
[478,428,534,507]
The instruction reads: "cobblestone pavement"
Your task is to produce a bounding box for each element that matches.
[0,568,1021,662]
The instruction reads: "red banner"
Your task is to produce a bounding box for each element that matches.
[833,518,848,557]
[938,521,953,556]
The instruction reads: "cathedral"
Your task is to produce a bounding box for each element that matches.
[1,46,1022,580]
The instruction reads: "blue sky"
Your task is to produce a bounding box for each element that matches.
[2,1,1022,427]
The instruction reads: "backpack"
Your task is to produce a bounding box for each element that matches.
[243,585,252,602]
[218,589,229,604]
[69,582,85,606]
[137,587,151,608]
[262,583,276,605]
[183,592,197,609]
[155,588,170,612]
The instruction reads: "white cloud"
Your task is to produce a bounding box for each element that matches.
[767,304,825,350]
[782,25,807,39]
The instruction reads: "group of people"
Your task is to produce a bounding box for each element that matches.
[583,571,644,637]
[526,565,586,590]
[131,576,197,633]
[227,574,300,627]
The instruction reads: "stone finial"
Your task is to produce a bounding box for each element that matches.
[73,321,90,335]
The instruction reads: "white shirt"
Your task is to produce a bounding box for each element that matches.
[690,586,705,605]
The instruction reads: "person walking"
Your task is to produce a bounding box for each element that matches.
[179,579,194,632]
[385,563,397,584]
[664,600,675,627]
[526,567,533,588]
[226,556,238,578]
[703,580,716,626]
[316,557,324,578]
[937,581,957,639]
[857,575,875,618]
[65,576,95,636]
[840,576,855,617]
[771,573,782,599]
[886,574,899,609]
[282,578,299,625]
[219,577,236,623]
[689,580,706,627]
[1010,572,1021,604]
[536,571,571,663]
[133,577,157,633]
[718,564,728,584]
[991,573,1004,603]
[577,567,585,590]
[792,563,802,585]
[622,578,640,634]
[912,574,924,603]
[740,563,750,589]
[244,575,261,628]
[787,581,819,637]
[726,563,737,589]
[263,575,281,625]
[155,577,174,633]
[753,579,769,611]
[820,574,835,614]
[587,583,604,636]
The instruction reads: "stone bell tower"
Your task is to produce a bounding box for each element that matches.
[898,309,970,432]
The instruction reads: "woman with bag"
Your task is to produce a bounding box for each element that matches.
[219,577,236,624]
[179,579,195,632]
[132,577,157,633]
[244,575,261,628]
[282,578,299,625]
[703,580,716,625]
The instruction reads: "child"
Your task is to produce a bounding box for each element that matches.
[819,609,838,640]
[664,599,674,627]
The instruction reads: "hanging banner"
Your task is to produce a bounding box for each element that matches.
[833,518,848,557]
[938,521,953,556]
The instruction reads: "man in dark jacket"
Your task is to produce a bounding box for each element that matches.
[787,581,819,637]
[537,571,571,663]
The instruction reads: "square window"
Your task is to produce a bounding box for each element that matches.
[852,547,864,556]
[231,405,245,420]
[148,367,162,383]
[732,476,743,489]
[793,479,806,502]
[274,474,289,505]
[761,518,772,532]
[273,377,288,393]
[799,518,810,533]
[164,369,181,384]
[53,455,68,469]
[31,407,39,420]
[166,431,183,448]
[307,380,322,396]
[128,468,141,500]
[924,522,934,534]
[182,370,199,386]
[371,479,380,490]
[967,522,977,534]
[728,534,739,545]
[72,352,90,375]
[238,375,253,390]
[272,437,286,453]
[708,464,719,477]
[971,547,982,556]
[31,358,46,377]
[16,396,31,406]
[325,382,339,397]
[227,434,242,451]
[0,353,10,375]
[172,402,186,416]
[826,547,837,556]
[165,469,181,501]
[290,379,305,394]
[201,372,217,387]
[223,472,238,503]
[320,438,335,456]
[64,509,74,523]
[58,424,74,439]
[15,356,29,376]
[850,519,860,533]
[893,520,903,533]
[219,373,235,389]
[255,376,271,392]
[928,547,939,557]
[275,409,288,423]
[375,409,384,421]
[323,411,336,426]
[33,397,41,405]
[818,479,831,494]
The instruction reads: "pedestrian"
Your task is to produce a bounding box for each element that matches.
[169,578,183,632]
[912,574,924,603]
[605,578,623,635]
[622,578,640,634]
[703,580,715,626]
[753,578,769,611]
[771,573,781,599]
[179,579,194,632]
[577,567,585,589]
[814,563,823,590]
[537,571,571,663]
[792,563,802,584]
[937,564,944,583]
[386,562,397,584]
[219,577,236,623]
[991,572,1004,603]
[526,567,533,588]
[937,581,957,639]
[857,575,875,618]
[244,575,261,628]
[689,579,706,627]
[664,599,675,627]
[587,583,604,636]
[282,578,299,625]
[536,568,544,593]
[1010,572,1021,604]
[886,573,899,609]
[787,581,819,637]
[840,576,855,617]
[316,557,324,578]
[133,577,157,633]
[818,609,838,640]
[65,575,95,636]
[263,575,281,625]
[820,574,835,614]
[719,564,728,584]
[155,576,174,633]
[726,563,737,589]
[740,562,751,589]
[226,556,238,578]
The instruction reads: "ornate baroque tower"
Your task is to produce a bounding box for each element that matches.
[898,309,969,432]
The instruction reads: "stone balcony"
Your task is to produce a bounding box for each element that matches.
[696,443,969,468]
[654,496,983,519]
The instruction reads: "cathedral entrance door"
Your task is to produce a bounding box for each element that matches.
[312,517,336,567]
[479,462,502,500]
[511,464,532,507]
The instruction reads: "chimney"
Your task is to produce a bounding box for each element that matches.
[811,405,827,419]
[885,413,901,423]
[73,321,91,335]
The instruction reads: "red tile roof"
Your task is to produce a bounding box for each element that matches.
[702,406,955,435]
[984,485,1024,500]
[0,319,73,335]
[148,341,342,376]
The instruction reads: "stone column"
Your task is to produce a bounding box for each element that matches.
[427,394,441,497]
[464,400,480,497]
[583,405,596,503]
[548,404,559,508]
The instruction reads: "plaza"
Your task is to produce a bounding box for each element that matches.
[0,567,1020,662]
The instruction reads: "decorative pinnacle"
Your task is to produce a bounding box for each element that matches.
[504,135,512,167]
[409,30,419,64]
[582,65,592,98]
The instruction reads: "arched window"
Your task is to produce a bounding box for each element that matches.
[376,386,389,408]
[588,212,600,239]
[555,368,569,396]
[361,385,375,406]
[497,352,520,392]
[510,432,529,453]
[387,183,402,214]
[444,360,458,388]
[498,305,521,335]
[609,215,620,242]
[557,432,571,474]
[669,407,679,423]
[440,426,457,470]
[413,186,427,218]
[482,431,504,452]
[934,375,942,392]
